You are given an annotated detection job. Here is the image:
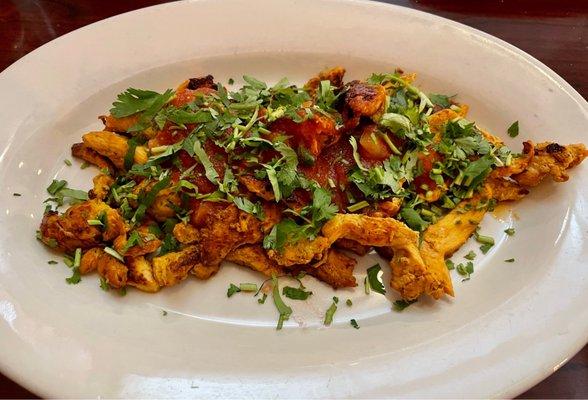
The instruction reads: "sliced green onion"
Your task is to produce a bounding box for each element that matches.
[239,283,258,292]
[347,201,370,212]
[87,219,104,226]
[324,299,338,326]
[104,247,124,262]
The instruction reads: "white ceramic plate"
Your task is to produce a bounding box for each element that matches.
[0,0,587,398]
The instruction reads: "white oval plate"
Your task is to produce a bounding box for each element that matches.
[0,0,586,398]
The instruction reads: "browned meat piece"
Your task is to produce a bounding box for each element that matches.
[322,214,448,300]
[513,142,588,186]
[195,203,264,268]
[227,245,356,289]
[367,198,402,218]
[131,180,181,222]
[305,66,346,96]
[344,81,387,117]
[304,249,357,289]
[173,222,200,244]
[113,225,162,257]
[149,187,181,222]
[187,75,216,90]
[89,174,114,200]
[191,263,221,280]
[79,247,127,288]
[79,247,103,274]
[238,175,275,201]
[226,245,284,277]
[71,142,115,174]
[82,131,148,170]
[484,177,529,202]
[99,114,140,133]
[491,141,534,179]
[127,256,160,292]
[267,237,331,267]
[334,238,371,256]
[39,200,125,252]
[152,245,199,287]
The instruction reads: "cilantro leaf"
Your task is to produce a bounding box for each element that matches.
[507,121,519,138]
[227,283,241,297]
[366,264,386,295]
[233,197,265,220]
[324,297,338,325]
[282,286,313,300]
[393,299,417,312]
[193,141,219,184]
[272,276,293,330]
[110,88,173,120]
[400,207,429,232]
[428,93,452,108]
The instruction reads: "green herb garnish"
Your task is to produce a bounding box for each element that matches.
[366,264,386,295]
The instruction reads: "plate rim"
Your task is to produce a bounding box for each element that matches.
[0,0,586,398]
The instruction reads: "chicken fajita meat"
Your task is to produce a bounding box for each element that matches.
[38,66,587,312]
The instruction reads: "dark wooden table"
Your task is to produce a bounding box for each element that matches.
[0,0,586,398]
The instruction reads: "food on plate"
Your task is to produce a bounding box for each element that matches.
[37,67,587,325]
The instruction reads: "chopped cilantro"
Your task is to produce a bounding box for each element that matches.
[456,261,474,279]
[400,207,429,232]
[272,276,293,330]
[479,243,493,254]
[282,286,312,300]
[227,283,241,297]
[350,319,360,329]
[258,293,268,304]
[63,159,72,167]
[233,197,265,220]
[507,121,519,138]
[47,260,58,265]
[464,250,477,260]
[346,299,353,307]
[428,93,452,108]
[504,258,515,263]
[366,264,386,295]
[99,277,110,291]
[504,228,515,236]
[393,299,417,312]
[445,259,455,270]
[324,297,338,326]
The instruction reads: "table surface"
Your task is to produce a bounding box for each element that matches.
[0,0,586,398]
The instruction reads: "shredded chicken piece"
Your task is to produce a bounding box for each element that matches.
[71,142,115,174]
[82,131,148,169]
[127,256,160,292]
[113,225,162,257]
[228,245,357,289]
[334,238,371,256]
[39,199,125,252]
[491,141,534,179]
[305,249,357,288]
[89,174,114,200]
[99,114,140,133]
[305,66,346,96]
[513,142,588,186]
[238,175,275,201]
[226,245,284,277]
[79,247,127,288]
[173,222,200,244]
[152,245,199,287]
[344,81,387,117]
